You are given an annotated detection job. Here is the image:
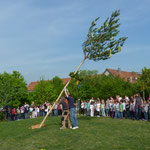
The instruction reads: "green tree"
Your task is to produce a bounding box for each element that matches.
[0,71,27,108]
[136,67,150,99]
[68,70,98,100]
[28,80,57,105]
[68,70,136,100]
[51,76,64,95]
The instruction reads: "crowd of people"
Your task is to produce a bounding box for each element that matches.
[2,93,150,123]
[81,94,150,121]
[3,101,64,121]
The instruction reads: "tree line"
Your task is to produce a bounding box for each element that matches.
[0,68,150,108]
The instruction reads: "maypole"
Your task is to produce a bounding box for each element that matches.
[32,10,127,129]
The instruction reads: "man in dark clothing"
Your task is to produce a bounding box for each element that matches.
[64,88,78,129]
[60,97,72,129]
[135,93,143,120]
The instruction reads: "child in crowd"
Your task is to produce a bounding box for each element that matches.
[111,100,115,118]
[16,107,20,120]
[84,101,87,115]
[90,98,95,117]
[81,101,84,115]
[87,101,90,116]
[12,108,17,121]
[119,101,123,119]
[109,100,113,117]
[129,100,134,119]
[21,106,24,119]
[29,106,33,118]
[96,99,101,117]
[106,99,109,117]
[143,101,149,121]
[122,100,126,118]
[114,101,119,119]
[148,99,150,120]
[126,101,130,118]
[101,99,105,117]
[31,108,37,118]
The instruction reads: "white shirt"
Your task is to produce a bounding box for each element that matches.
[96,103,100,111]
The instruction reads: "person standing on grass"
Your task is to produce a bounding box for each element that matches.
[16,107,20,120]
[106,99,109,117]
[143,101,149,121]
[114,101,119,119]
[135,93,143,120]
[148,94,150,101]
[60,97,72,129]
[101,99,105,117]
[81,101,84,115]
[84,101,87,115]
[119,101,123,119]
[129,100,134,119]
[21,106,25,119]
[12,108,17,121]
[7,107,11,121]
[64,88,79,129]
[89,97,95,117]
[122,100,126,118]
[148,99,150,120]
[126,101,130,118]
[87,101,90,116]
[90,99,95,117]
[96,99,101,117]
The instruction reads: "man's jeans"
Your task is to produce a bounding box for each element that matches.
[25,112,28,119]
[119,112,123,118]
[136,108,141,120]
[70,107,78,127]
[144,112,148,120]
[115,110,119,118]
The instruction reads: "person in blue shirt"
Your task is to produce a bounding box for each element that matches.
[64,88,79,129]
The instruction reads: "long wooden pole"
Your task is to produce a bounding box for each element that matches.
[39,56,87,128]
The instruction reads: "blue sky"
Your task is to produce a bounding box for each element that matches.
[0,0,149,84]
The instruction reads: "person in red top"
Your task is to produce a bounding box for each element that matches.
[11,108,17,121]
[57,103,62,116]
[148,94,150,101]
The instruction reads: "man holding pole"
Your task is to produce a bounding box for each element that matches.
[64,88,79,129]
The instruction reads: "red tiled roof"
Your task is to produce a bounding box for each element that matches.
[62,78,70,84]
[27,81,39,91]
[27,78,71,91]
[105,68,140,83]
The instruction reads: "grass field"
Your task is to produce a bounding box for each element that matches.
[0,116,150,150]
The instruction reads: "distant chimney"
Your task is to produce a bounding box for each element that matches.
[118,68,121,74]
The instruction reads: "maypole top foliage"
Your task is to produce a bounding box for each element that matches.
[83,10,128,61]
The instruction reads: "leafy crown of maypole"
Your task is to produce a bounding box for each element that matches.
[82,10,128,61]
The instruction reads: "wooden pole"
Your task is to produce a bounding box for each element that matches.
[39,56,87,128]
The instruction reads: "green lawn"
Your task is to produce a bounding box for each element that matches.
[0,116,150,150]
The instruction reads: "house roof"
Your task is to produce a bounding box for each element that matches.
[27,78,70,91]
[105,68,140,83]
[27,81,39,91]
